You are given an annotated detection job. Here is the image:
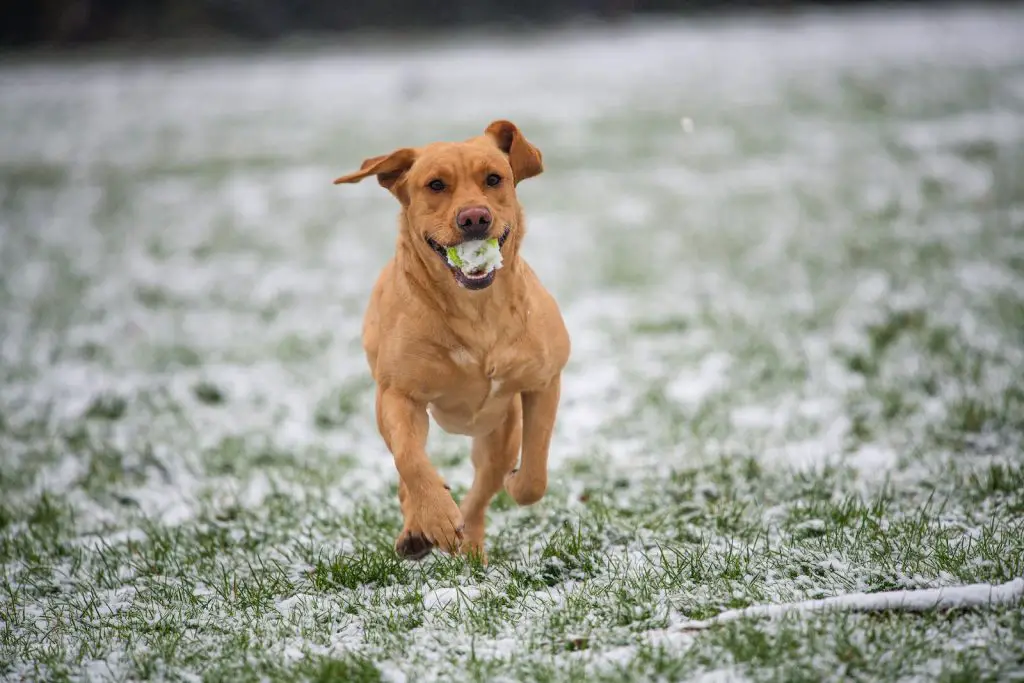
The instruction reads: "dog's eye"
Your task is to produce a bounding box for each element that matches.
[428,179,446,192]
[485,173,502,187]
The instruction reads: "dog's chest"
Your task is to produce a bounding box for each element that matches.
[421,345,515,436]
[447,346,505,397]
[438,337,546,400]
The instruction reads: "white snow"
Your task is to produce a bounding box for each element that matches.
[421,586,483,610]
[666,352,733,409]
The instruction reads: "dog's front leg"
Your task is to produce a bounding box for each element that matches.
[505,374,560,506]
[377,387,464,559]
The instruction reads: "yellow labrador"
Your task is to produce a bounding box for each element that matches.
[333,120,570,562]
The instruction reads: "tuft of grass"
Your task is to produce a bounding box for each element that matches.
[149,345,203,369]
[308,655,383,683]
[83,393,127,421]
[867,309,928,356]
[632,316,689,334]
[313,378,372,430]
[193,380,227,405]
[310,548,411,591]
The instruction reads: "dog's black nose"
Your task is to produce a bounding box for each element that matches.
[456,206,492,237]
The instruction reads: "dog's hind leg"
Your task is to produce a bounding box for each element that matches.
[459,395,522,564]
[505,375,560,506]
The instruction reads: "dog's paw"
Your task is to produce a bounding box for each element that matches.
[401,487,465,556]
[504,468,547,506]
[394,530,433,561]
[458,520,488,565]
[460,540,488,566]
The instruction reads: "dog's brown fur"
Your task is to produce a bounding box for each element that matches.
[333,120,570,562]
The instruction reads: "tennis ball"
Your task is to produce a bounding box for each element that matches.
[447,238,501,272]
[446,247,464,268]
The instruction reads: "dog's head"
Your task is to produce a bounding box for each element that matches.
[333,120,543,291]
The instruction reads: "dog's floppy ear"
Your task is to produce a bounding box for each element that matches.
[485,120,543,185]
[333,148,417,202]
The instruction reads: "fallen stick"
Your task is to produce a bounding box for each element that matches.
[670,578,1024,632]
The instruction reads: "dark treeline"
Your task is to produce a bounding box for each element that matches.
[0,0,992,48]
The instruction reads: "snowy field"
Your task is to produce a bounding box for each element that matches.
[2,4,1024,681]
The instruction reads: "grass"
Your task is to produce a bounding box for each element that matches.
[2,4,1024,681]
[2,449,1023,679]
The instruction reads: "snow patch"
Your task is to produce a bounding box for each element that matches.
[422,586,483,610]
[666,352,733,408]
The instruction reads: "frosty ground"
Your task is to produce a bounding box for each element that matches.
[2,4,1024,681]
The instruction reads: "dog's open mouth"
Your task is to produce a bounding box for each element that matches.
[427,226,510,291]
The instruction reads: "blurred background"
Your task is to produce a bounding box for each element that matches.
[0,0,995,48]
